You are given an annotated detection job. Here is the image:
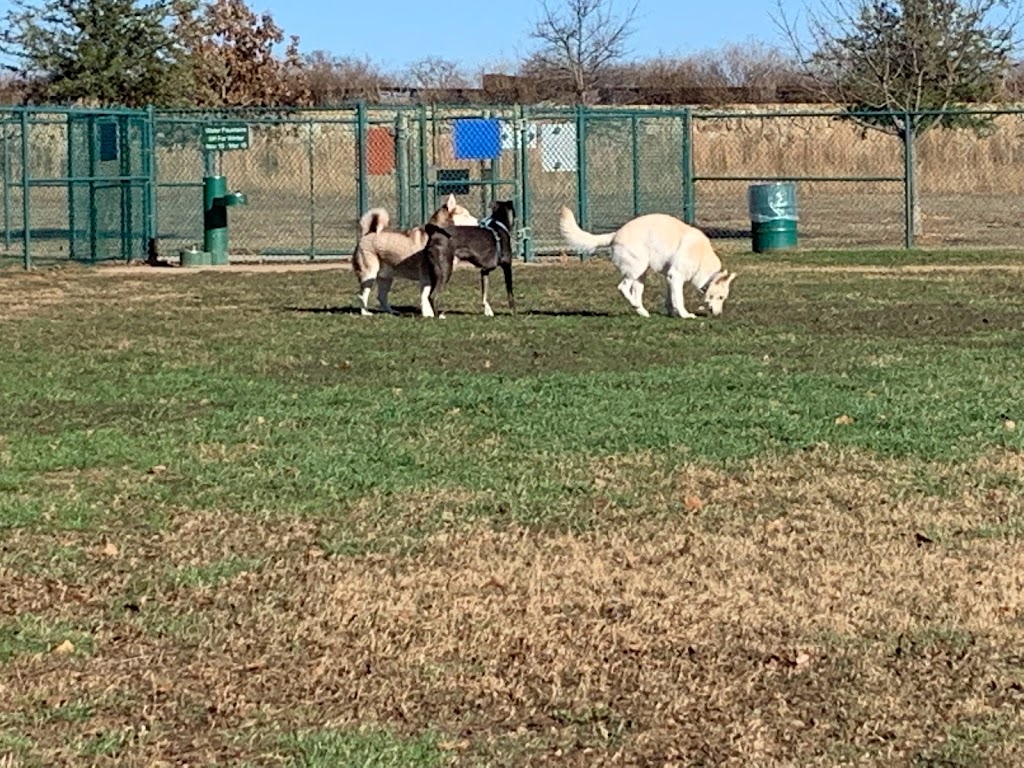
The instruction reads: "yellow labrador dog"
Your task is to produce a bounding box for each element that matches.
[353,194,478,317]
[559,207,737,318]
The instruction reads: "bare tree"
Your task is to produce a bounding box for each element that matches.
[404,56,470,89]
[777,0,1019,234]
[303,52,389,104]
[615,41,795,92]
[527,0,638,103]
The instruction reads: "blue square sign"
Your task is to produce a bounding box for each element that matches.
[453,118,502,160]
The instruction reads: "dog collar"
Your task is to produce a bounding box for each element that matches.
[698,271,722,295]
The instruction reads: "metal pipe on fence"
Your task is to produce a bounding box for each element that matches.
[3,122,11,251]
[631,112,640,217]
[66,116,76,261]
[356,99,368,215]
[575,105,588,239]
[518,104,533,262]
[681,108,694,226]
[307,118,315,259]
[143,105,157,252]
[903,112,915,249]
[395,113,409,229]
[119,116,135,262]
[417,105,428,222]
[20,110,29,269]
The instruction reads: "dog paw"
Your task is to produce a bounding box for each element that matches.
[636,307,651,318]
[360,308,373,317]
[483,305,494,317]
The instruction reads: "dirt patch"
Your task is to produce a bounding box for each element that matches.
[0,269,190,320]
[0,285,68,319]
[3,450,1024,764]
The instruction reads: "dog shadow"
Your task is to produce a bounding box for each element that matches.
[524,309,614,317]
[281,304,491,317]
[281,305,365,315]
[282,306,708,319]
[706,227,752,239]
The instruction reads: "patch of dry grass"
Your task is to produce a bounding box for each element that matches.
[2,255,1024,765]
[2,450,1024,765]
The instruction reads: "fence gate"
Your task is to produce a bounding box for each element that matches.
[393,107,524,254]
[67,111,152,262]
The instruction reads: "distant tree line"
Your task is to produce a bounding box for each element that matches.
[0,0,1021,109]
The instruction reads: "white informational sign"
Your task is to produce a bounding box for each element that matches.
[500,121,538,151]
[540,123,577,172]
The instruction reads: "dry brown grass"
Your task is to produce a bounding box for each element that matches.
[4,449,1024,765]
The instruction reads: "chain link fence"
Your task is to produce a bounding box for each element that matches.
[4,104,1024,268]
[0,108,155,268]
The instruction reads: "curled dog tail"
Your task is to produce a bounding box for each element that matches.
[359,207,390,235]
[559,206,616,253]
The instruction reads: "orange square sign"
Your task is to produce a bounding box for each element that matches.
[367,126,395,175]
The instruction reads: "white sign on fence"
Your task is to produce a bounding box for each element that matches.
[540,123,577,172]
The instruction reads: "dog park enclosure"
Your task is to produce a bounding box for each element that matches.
[3,103,1024,266]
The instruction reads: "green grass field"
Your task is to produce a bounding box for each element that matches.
[2,251,1024,766]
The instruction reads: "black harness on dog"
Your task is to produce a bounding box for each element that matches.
[479,217,510,261]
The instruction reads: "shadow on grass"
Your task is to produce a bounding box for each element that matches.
[282,305,618,318]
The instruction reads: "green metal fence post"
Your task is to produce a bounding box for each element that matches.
[66,115,76,261]
[631,112,640,216]
[88,117,97,261]
[120,116,133,261]
[903,111,915,249]
[307,119,315,259]
[20,109,29,269]
[480,108,492,214]
[489,123,499,211]
[356,100,368,215]
[418,104,429,222]
[518,104,533,262]
[143,105,157,254]
[429,104,438,206]
[576,105,589,254]
[3,120,11,251]
[395,112,409,229]
[682,108,695,225]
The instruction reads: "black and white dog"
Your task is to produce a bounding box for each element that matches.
[423,200,517,319]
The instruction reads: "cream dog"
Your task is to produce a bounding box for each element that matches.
[559,207,737,318]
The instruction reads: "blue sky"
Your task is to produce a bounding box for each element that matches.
[0,0,798,74]
[268,0,794,72]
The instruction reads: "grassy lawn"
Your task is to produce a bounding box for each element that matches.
[1,250,1024,765]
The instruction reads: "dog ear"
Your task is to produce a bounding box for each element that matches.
[725,272,737,285]
[446,193,457,211]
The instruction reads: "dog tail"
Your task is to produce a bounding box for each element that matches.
[360,207,390,235]
[559,206,616,253]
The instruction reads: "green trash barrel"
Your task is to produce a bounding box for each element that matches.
[748,182,798,253]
